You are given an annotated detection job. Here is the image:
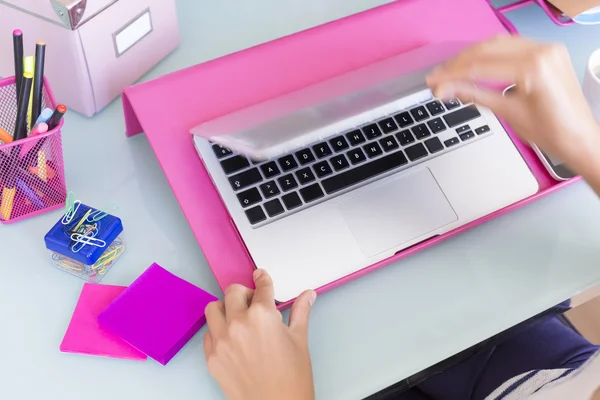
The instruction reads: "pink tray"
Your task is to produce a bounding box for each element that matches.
[123,0,577,309]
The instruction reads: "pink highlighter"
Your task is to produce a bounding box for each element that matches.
[30,122,48,136]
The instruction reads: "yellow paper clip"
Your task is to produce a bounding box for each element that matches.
[72,209,92,232]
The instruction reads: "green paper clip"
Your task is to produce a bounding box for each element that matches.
[62,191,80,225]
[86,202,118,222]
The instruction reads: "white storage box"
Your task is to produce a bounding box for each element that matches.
[0,0,180,116]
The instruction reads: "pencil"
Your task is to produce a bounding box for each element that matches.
[12,30,23,100]
[14,72,33,141]
[32,42,46,125]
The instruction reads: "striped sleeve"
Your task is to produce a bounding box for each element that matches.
[484,369,574,400]
[485,351,600,400]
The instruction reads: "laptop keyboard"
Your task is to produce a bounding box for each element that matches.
[211,97,492,227]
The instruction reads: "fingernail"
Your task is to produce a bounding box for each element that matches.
[435,85,455,100]
[253,269,263,281]
[309,291,317,306]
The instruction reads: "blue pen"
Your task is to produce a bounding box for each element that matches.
[33,108,53,128]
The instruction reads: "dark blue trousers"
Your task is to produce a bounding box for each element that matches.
[396,312,599,400]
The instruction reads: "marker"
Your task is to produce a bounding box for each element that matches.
[37,151,48,182]
[0,151,63,199]
[34,108,53,127]
[29,163,56,181]
[0,187,16,221]
[20,109,57,162]
[47,104,67,130]
[32,42,46,125]
[12,30,23,100]
[30,123,48,137]
[16,178,45,209]
[14,72,33,141]
[19,123,47,159]
[0,127,13,144]
[24,56,35,130]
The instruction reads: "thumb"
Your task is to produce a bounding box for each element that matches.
[436,82,511,118]
[203,331,214,360]
[289,290,317,337]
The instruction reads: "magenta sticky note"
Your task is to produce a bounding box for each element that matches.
[60,283,147,361]
[97,263,218,365]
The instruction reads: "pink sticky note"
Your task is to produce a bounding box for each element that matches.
[98,263,218,365]
[60,283,147,361]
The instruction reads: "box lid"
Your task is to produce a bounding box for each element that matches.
[2,0,117,29]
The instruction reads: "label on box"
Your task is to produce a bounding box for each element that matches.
[113,8,153,56]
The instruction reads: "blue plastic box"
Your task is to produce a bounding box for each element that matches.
[44,203,123,265]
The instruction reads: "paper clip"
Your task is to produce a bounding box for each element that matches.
[52,253,85,273]
[72,209,92,233]
[71,231,106,253]
[86,203,118,223]
[62,192,81,225]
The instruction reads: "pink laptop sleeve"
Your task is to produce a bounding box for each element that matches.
[122,0,577,309]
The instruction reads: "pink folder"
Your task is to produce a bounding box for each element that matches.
[122,0,577,309]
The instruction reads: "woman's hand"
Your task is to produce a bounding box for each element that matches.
[426,35,600,174]
[204,270,317,400]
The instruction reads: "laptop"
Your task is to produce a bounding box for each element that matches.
[191,43,539,302]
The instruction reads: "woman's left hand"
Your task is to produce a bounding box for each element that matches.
[204,269,317,400]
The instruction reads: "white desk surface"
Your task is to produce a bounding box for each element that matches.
[2,1,600,399]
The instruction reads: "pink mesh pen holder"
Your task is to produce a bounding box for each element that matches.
[0,76,67,224]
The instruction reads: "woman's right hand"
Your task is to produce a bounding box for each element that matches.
[426,35,600,173]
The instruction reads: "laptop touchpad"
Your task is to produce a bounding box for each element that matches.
[338,168,458,257]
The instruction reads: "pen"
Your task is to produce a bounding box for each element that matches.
[32,41,46,125]
[0,127,13,144]
[34,108,53,127]
[19,123,48,159]
[47,104,67,130]
[0,151,63,199]
[12,30,23,100]
[16,178,45,209]
[14,72,34,141]
[24,56,35,130]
